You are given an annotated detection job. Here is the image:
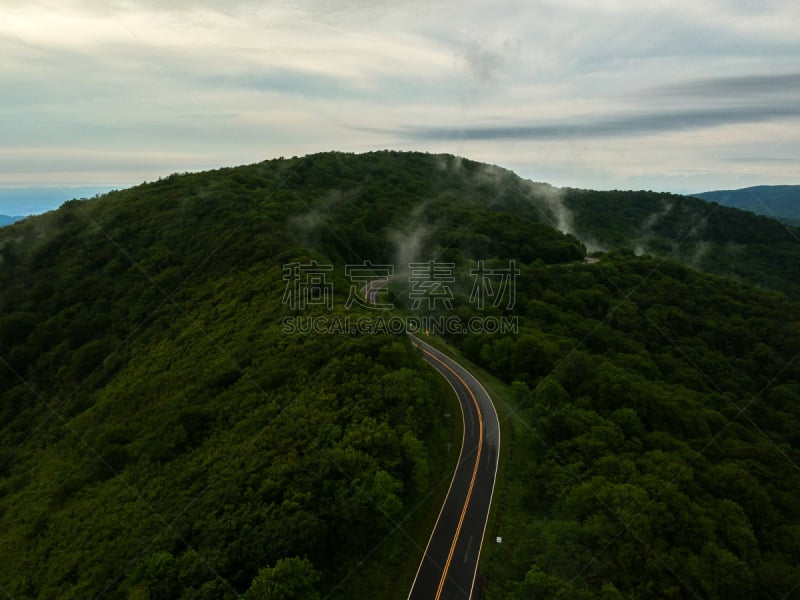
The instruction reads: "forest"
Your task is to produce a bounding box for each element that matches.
[452,254,800,598]
[0,151,799,598]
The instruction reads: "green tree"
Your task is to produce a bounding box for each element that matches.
[244,557,320,600]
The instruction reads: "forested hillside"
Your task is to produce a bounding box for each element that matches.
[1,151,799,598]
[453,255,800,598]
[0,154,469,598]
[564,189,800,297]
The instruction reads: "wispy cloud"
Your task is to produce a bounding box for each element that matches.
[384,103,800,141]
[646,73,800,98]
[0,0,798,196]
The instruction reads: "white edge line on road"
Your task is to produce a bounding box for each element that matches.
[406,335,468,600]
[465,371,501,600]
[410,337,501,600]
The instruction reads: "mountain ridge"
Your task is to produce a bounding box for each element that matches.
[2,151,799,598]
[691,184,800,226]
[0,214,26,227]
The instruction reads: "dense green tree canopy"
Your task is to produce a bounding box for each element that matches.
[1,151,798,598]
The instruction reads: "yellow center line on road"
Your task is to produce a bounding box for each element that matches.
[418,345,484,600]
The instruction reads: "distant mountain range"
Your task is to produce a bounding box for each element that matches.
[0,215,25,227]
[692,185,800,226]
[0,185,121,217]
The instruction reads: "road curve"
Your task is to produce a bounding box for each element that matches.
[407,336,500,600]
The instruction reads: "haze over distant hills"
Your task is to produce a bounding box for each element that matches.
[0,185,121,217]
[692,185,800,226]
[0,215,25,227]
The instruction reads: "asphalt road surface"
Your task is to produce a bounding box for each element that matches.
[407,336,501,600]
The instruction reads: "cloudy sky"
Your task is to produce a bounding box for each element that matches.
[1,0,798,212]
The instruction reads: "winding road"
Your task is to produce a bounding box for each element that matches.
[362,280,501,598]
[407,336,500,600]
